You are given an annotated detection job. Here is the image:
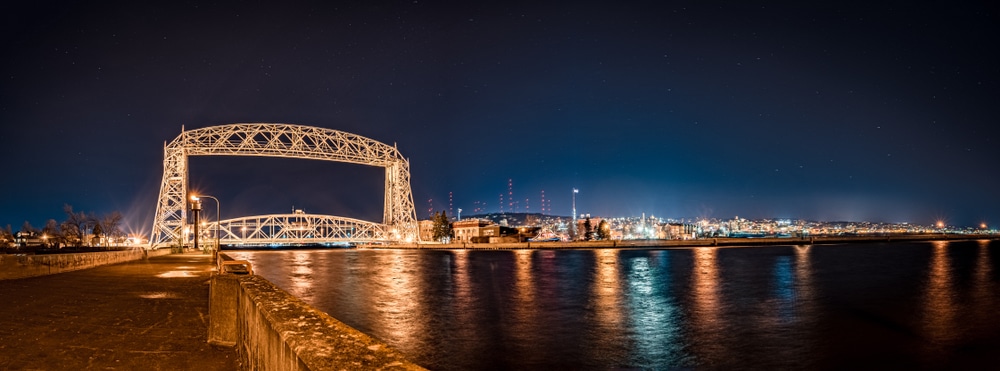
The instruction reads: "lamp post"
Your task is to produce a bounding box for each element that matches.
[572,188,579,222]
[193,194,221,253]
[189,196,202,251]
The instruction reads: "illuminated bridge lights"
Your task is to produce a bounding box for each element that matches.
[210,213,388,245]
[149,123,418,248]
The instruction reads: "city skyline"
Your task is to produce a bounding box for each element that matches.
[2,1,997,231]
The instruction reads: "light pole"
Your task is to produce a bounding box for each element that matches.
[572,188,579,222]
[189,196,202,251]
[191,194,220,253]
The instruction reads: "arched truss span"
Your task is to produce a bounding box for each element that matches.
[210,214,392,245]
[149,123,417,248]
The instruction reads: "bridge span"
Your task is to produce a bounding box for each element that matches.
[203,213,395,246]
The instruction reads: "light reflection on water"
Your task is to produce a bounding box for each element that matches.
[923,241,956,354]
[591,249,624,344]
[974,240,994,314]
[288,251,313,301]
[227,241,1000,370]
[625,250,686,367]
[690,247,724,366]
[369,250,424,348]
[507,250,538,363]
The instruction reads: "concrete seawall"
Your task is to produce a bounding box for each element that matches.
[383,234,998,250]
[0,249,150,280]
[210,266,425,370]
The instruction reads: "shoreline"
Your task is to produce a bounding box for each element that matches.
[372,233,999,250]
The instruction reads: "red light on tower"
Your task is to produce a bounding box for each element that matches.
[540,190,546,214]
[508,178,514,213]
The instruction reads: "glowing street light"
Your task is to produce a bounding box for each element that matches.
[192,194,221,254]
[572,188,579,222]
[189,196,202,250]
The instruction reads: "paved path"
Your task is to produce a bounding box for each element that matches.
[0,252,237,370]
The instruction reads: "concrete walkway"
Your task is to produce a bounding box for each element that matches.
[0,252,237,370]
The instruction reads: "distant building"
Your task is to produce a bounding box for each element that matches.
[451,219,540,243]
[478,225,535,243]
[666,223,695,240]
[453,219,491,243]
[14,231,45,247]
[418,220,434,242]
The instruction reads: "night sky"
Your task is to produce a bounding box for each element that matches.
[2,1,997,234]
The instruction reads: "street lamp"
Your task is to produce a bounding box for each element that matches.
[189,196,202,250]
[194,194,221,252]
[191,194,221,254]
[572,188,579,222]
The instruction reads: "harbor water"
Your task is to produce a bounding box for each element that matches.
[226,240,1000,369]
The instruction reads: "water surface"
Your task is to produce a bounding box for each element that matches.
[227,240,1000,369]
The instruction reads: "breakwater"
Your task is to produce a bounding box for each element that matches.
[383,233,997,250]
[210,255,425,370]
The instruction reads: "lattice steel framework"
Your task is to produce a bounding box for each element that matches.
[208,213,389,245]
[149,123,417,248]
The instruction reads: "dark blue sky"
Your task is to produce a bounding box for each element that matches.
[1,1,997,233]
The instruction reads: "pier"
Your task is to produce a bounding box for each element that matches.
[0,252,236,370]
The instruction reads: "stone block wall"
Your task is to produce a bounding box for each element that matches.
[0,249,147,280]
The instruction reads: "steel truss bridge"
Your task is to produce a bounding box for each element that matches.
[204,213,391,246]
[149,123,418,248]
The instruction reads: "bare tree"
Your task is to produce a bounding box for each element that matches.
[0,224,13,249]
[20,220,37,235]
[60,220,78,246]
[42,219,62,247]
[62,204,93,247]
[92,224,103,247]
[99,212,123,247]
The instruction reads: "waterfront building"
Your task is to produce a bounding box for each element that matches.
[452,219,491,243]
[418,220,434,242]
[666,223,695,240]
[478,225,522,243]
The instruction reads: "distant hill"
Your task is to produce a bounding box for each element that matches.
[462,212,567,225]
